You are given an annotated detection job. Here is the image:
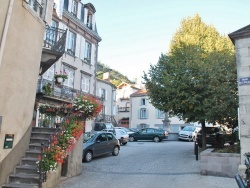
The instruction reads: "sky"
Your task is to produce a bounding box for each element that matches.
[86,0,250,82]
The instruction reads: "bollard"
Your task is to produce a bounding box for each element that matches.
[195,141,198,161]
[235,174,246,188]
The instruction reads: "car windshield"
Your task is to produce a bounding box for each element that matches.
[182,126,195,132]
[86,133,98,143]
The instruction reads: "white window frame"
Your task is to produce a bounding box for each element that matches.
[63,67,74,88]
[42,65,54,81]
[71,0,77,17]
[84,41,91,63]
[81,75,90,93]
[67,31,76,55]
[140,108,147,119]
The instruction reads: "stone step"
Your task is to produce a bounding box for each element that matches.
[15,165,38,174]
[25,150,41,159]
[29,143,42,151]
[29,137,49,145]
[31,132,54,139]
[2,182,39,188]
[21,158,38,166]
[32,127,58,133]
[8,173,39,184]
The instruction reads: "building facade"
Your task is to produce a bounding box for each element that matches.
[116,82,140,128]
[130,89,191,139]
[0,0,55,185]
[36,0,104,131]
[229,24,250,172]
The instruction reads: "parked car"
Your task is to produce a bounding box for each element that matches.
[196,126,238,148]
[93,122,114,131]
[83,132,94,142]
[103,128,129,145]
[129,128,168,142]
[114,127,135,135]
[178,126,201,142]
[82,131,120,162]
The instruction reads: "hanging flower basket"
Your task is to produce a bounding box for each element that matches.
[54,71,68,85]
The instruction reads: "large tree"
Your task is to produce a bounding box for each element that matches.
[143,14,237,149]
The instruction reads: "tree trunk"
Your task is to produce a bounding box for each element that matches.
[201,121,207,150]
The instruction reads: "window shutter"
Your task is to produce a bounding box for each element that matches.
[140,99,142,106]
[105,90,107,100]
[64,0,69,10]
[138,109,140,119]
[98,88,102,98]
[145,109,148,119]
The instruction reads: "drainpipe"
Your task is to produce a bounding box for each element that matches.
[0,0,14,68]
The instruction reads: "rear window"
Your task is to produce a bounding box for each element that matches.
[107,133,114,141]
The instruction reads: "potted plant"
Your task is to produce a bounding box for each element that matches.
[42,83,53,95]
[54,71,68,85]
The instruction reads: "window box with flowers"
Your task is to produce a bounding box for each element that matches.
[54,71,68,85]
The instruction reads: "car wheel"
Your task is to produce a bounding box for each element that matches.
[112,146,119,156]
[83,150,93,162]
[129,136,135,142]
[153,136,160,142]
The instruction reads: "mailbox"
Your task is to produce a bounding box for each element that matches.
[4,134,14,149]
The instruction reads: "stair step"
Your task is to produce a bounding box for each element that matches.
[25,150,41,158]
[29,137,50,144]
[31,132,54,139]
[29,143,42,151]
[21,158,38,166]
[2,182,39,188]
[32,127,58,133]
[9,173,39,184]
[15,165,38,174]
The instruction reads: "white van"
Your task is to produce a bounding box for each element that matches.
[178,126,201,142]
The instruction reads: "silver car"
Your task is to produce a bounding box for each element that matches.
[82,131,120,162]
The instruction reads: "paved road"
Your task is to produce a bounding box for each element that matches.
[58,140,238,188]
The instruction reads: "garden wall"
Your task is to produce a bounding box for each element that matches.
[200,148,240,178]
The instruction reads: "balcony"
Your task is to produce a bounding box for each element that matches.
[40,27,67,75]
[37,78,79,101]
[118,107,130,112]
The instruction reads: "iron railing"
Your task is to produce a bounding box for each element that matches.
[118,107,130,112]
[43,27,67,53]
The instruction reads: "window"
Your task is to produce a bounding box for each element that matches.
[107,133,113,141]
[140,108,148,119]
[101,105,106,115]
[80,4,84,22]
[84,41,91,63]
[42,65,54,81]
[64,0,69,10]
[101,89,106,100]
[81,75,90,93]
[46,20,58,45]
[141,98,146,106]
[96,133,107,142]
[71,0,77,17]
[157,110,165,119]
[87,13,92,29]
[64,67,74,88]
[147,129,155,133]
[67,31,76,56]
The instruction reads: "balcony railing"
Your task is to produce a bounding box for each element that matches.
[118,107,130,112]
[43,27,67,54]
[37,78,79,101]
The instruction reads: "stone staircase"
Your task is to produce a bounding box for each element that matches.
[2,127,57,188]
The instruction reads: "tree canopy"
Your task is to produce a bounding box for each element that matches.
[143,14,237,128]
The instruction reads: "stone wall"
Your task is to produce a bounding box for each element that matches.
[200,148,240,178]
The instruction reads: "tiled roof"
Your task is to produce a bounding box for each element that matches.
[130,89,148,97]
[228,24,250,44]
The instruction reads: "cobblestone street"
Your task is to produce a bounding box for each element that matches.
[58,141,238,188]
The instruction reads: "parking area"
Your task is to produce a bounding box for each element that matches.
[58,141,237,188]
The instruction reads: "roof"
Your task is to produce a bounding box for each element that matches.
[228,24,250,44]
[117,82,140,90]
[130,89,148,97]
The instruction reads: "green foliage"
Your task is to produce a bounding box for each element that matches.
[97,62,135,86]
[143,14,238,127]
